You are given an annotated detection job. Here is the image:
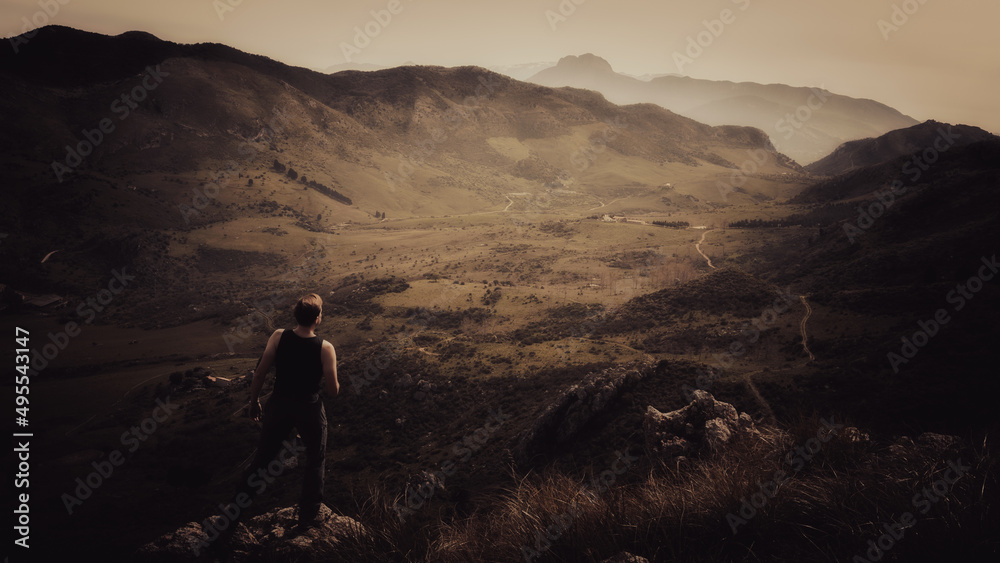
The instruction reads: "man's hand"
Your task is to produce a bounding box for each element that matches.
[248,400,262,422]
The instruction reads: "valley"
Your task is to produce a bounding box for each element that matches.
[1,25,998,563]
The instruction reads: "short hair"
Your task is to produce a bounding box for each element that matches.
[293,293,323,326]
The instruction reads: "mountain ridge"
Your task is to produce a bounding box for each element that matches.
[529,53,919,164]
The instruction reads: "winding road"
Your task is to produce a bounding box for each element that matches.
[799,295,815,361]
[742,294,816,421]
[695,229,716,269]
[41,249,62,264]
[742,369,776,424]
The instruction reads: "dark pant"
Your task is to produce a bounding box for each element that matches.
[233,394,328,523]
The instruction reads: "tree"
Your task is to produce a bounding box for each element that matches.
[286,168,298,181]
[247,179,253,187]
[272,159,285,173]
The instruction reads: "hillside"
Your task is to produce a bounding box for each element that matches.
[5,26,999,563]
[530,54,919,165]
[0,26,811,301]
[804,120,997,176]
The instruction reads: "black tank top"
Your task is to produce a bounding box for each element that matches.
[273,329,324,400]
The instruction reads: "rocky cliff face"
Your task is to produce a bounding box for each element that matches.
[514,362,653,466]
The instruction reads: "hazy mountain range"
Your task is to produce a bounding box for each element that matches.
[528,54,920,165]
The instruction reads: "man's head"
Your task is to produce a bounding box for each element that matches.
[293,293,323,327]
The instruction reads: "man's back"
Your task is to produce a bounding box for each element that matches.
[273,329,324,400]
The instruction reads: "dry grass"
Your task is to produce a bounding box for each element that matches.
[327,417,997,562]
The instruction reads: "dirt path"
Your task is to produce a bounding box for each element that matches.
[742,369,777,424]
[587,197,623,212]
[65,370,174,436]
[41,249,62,263]
[799,295,815,361]
[695,229,716,269]
[260,310,276,333]
[740,295,815,423]
[503,195,514,212]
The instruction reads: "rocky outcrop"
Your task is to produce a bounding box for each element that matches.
[644,390,761,461]
[136,503,366,562]
[515,362,653,466]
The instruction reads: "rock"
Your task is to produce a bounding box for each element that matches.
[602,552,649,563]
[644,390,761,461]
[515,362,653,466]
[136,503,367,561]
[392,373,414,389]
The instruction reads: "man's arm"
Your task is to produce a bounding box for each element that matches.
[321,340,339,398]
[248,329,283,420]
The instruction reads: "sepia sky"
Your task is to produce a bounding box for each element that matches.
[3,0,998,133]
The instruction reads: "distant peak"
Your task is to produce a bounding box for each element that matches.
[115,30,163,42]
[555,53,615,73]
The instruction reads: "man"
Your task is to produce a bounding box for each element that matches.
[216,293,339,549]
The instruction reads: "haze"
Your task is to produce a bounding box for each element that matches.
[3,0,998,131]
[4,0,997,133]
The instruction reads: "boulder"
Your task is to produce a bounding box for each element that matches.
[136,503,367,561]
[644,390,761,461]
[515,362,653,466]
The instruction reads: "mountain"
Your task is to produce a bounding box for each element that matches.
[488,61,557,81]
[0,27,805,215]
[804,120,998,176]
[529,54,920,165]
[320,62,393,73]
[0,26,806,295]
